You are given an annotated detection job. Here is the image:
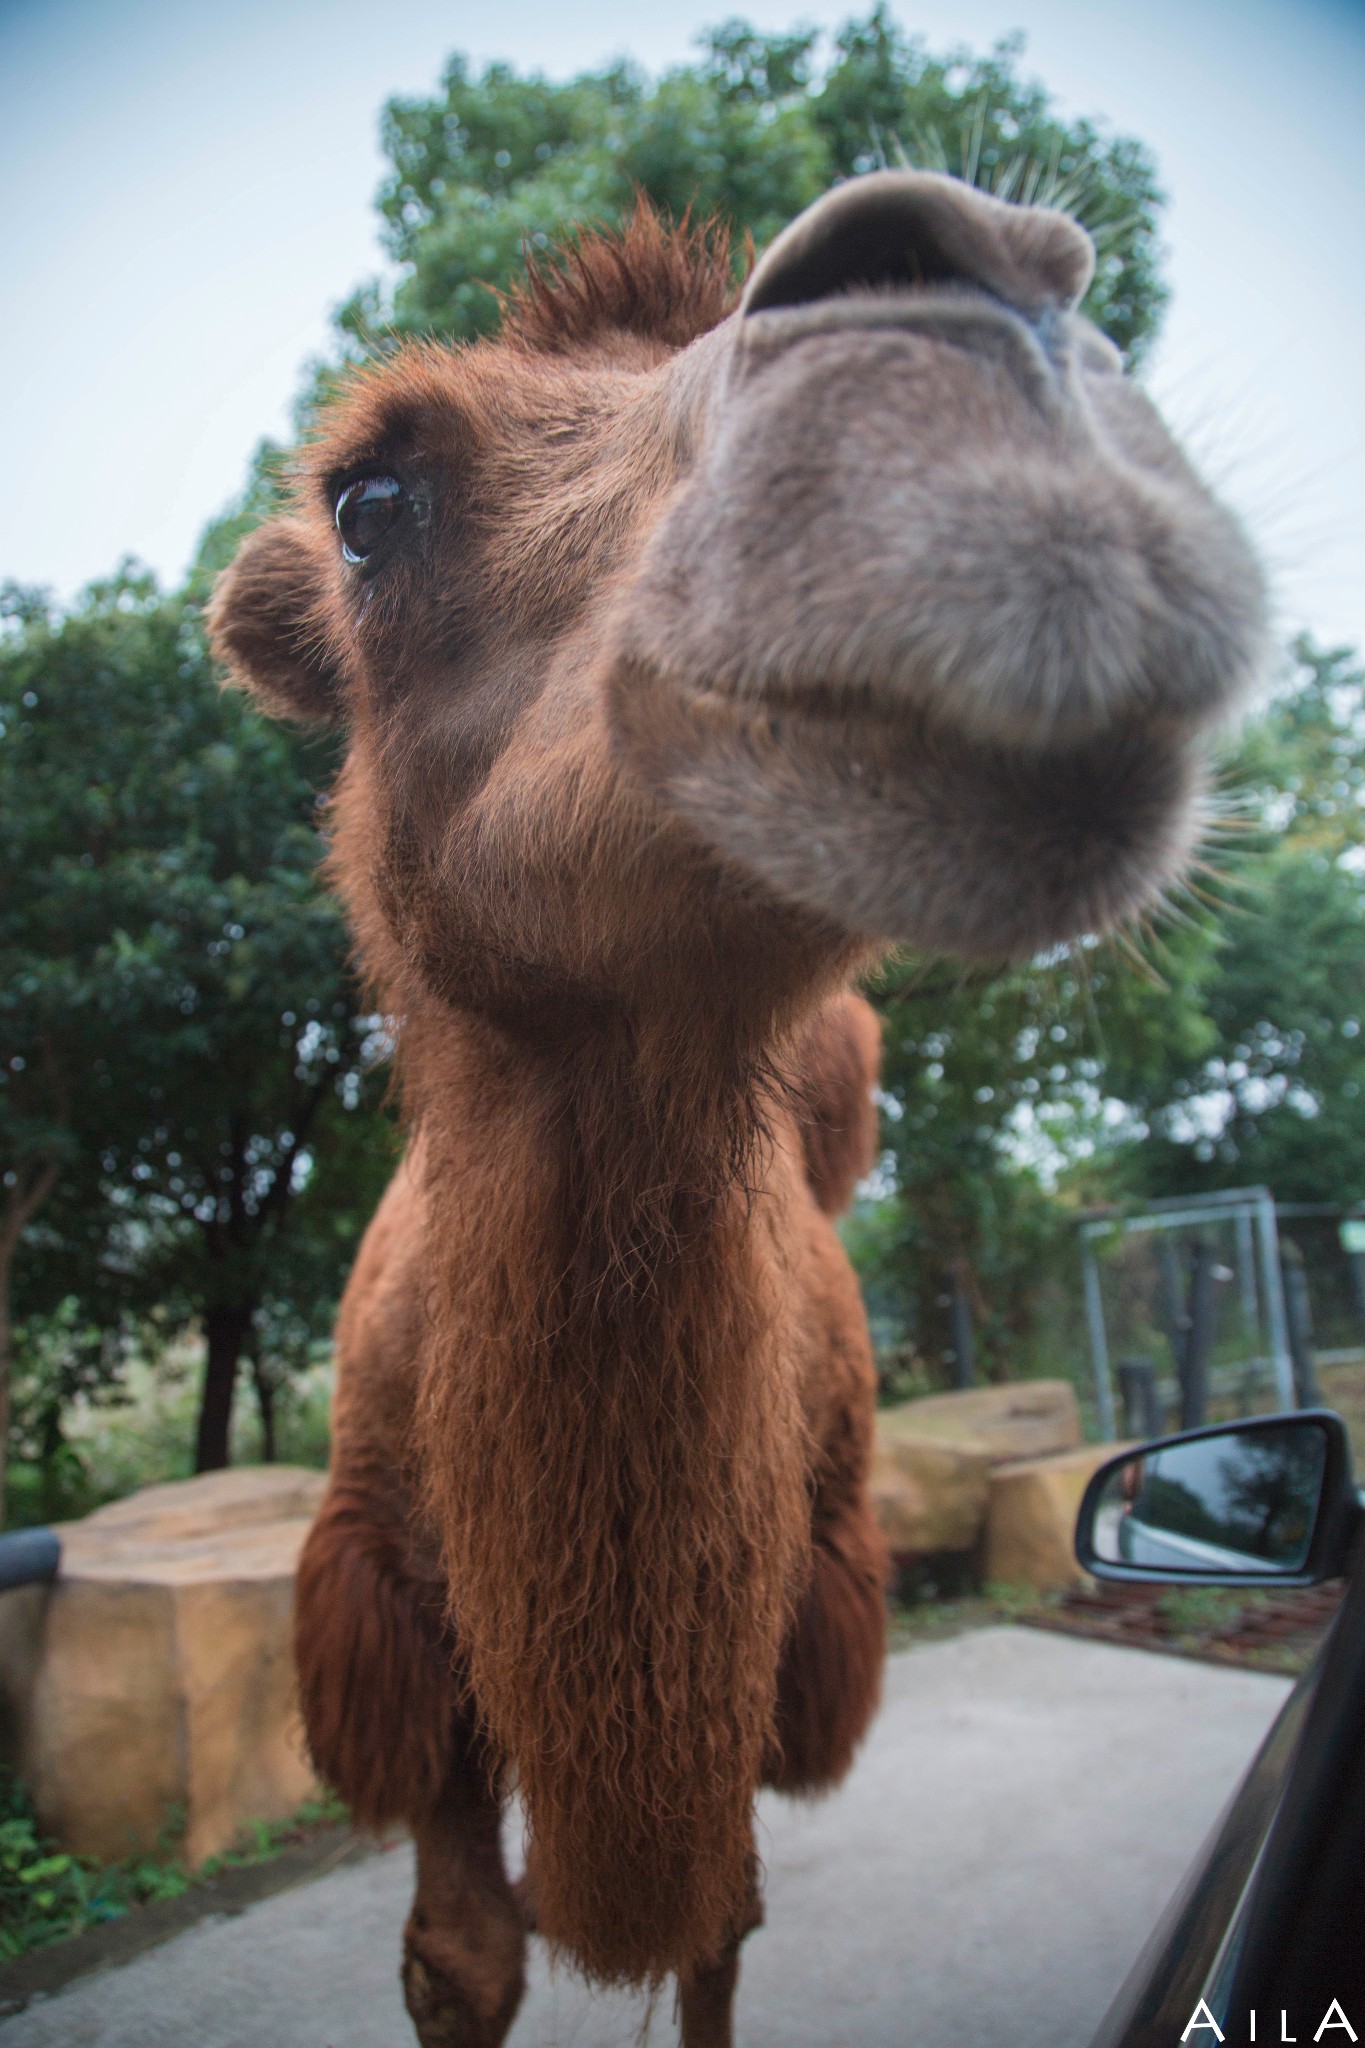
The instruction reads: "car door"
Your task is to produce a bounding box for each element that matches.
[1077,1415,1365,2043]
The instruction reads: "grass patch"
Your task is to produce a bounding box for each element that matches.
[0,1770,348,1961]
[887,1581,1059,1650]
[5,1345,333,1531]
[1150,1584,1317,1673]
[1154,1584,1264,1643]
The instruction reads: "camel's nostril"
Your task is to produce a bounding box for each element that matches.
[741,168,1096,323]
[744,190,966,315]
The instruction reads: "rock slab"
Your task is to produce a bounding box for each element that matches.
[982,1443,1131,1591]
[870,1380,1085,1556]
[879,1380,1083,1463]
[868,1437,992,1554]
[0,1467,325,1866]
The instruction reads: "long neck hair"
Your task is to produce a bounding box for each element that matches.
[408,996,812,1984]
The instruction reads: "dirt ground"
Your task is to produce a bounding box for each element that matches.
[0,1631,1293,2048]
[891,1578,1344,1678]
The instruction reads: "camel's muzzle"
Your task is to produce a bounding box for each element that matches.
[604,173,1267,953]
[613,173,1265,763]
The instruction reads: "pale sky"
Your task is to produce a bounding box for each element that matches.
[3,0,1363,656]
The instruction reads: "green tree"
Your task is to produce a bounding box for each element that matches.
[849,640,1365,1383]
[853,920,1219,1380]
[0,14,1177,1491]
[5,1297,115,1525]
[1,569,396,1499]
[339,11,1166,365]
[1119,639,1365,1204]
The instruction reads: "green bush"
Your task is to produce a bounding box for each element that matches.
[0,1770,347,1959]
[0,1772,189,1958]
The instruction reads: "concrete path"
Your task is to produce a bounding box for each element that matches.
[2,1628,1292,2048]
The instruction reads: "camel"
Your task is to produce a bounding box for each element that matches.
[209,171,1265,2046]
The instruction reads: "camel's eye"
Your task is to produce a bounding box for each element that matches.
[335,475,405,563]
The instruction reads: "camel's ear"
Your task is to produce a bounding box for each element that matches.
[208,517,344,725]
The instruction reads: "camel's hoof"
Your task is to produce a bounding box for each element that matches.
[401,1938,523,2048]
[402,1949,477,2048]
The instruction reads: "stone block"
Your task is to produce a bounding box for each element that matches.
[0,1582,47,1769]
[0,1466,326,1867]
[869,1432,993,1555]
[878,1381,1082,1466]
[981,1443,1132,1593]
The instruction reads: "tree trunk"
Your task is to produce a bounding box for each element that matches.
[946,1258,976,1388]
[0,1266,12,1532]
[250,1351,277,1463]
[195,1303,253,1472]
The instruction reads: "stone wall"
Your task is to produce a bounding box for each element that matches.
[0,1392,1123,1868]
[0,1467,325,1867]
[869,1381,1124,1592]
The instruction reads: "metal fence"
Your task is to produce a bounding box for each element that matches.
[1076,1187,1358,1441]
[1274,1205,1365,1358]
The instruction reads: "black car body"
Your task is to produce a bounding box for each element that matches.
[1077,1413,1365,2043]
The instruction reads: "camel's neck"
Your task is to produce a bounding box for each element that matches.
[408,1001,813,1985]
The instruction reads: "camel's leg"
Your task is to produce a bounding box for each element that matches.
[675,1851,764,2048]
[678,1938,743,2048]
[402,1757,527,2048]
[767,1489,889,1796]
[292,1486,523,2043]
[676,1502,883,2048]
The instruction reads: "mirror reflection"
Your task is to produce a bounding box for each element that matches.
[1091,1422,1328,1575]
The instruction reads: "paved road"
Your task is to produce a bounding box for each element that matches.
[3,1628,1291,2048]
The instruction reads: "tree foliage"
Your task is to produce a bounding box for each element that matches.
[0,570,396,1501]
[854,639,1365,1380]
[1120,640,1365,1205]
[12,12,1354,1495]
[852,925,1219,1380]
[339,10,1166,365]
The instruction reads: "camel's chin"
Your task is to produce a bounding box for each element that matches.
[607,657,1203,958]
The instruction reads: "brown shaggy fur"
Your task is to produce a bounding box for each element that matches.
[293,1488,455,1825]
[501,201,740,356]
[415,1026,813,1980]
[770,1513,890,1794]
[791,993,883,1216]
[209,175,1264,2043]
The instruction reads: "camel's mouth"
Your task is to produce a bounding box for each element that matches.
[603,323,1253,955]
[607,652,1203,957]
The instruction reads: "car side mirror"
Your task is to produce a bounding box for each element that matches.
[1075,1411,1361,1587]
